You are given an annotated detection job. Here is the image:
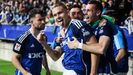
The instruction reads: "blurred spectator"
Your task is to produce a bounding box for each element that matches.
[0,5,14,25]
[107,0,114,10]
[65,2,72,10]
[13,1,20,14]
[73,0,82,6]
[125,9,133,35]
[81,3,86,15]
[15,3,29,25]
[81,0,90,4]
[114,0,132,15]
[101,1,109,15]
[0,0,130,26]
[33,0,40,8]
[45,10,55,25]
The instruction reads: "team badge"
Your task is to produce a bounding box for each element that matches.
[81,28,90,37]
[14,43,21,51]
[99,28,104,34]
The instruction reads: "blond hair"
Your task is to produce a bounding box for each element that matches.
[52,2,67,10]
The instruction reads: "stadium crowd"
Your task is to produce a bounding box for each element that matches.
[0,0,133,26]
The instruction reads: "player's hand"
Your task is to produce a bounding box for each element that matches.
[55,37,63,44]
[60,28,65,38]
[37,31,47,44]
[67,37,79,49]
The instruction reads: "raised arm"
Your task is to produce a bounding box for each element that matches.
[86,35,100,75]
[37,32,63,61]
[68,35,110,55]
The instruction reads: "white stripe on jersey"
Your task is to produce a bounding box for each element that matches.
[18,31,30,43]
[77,20,83,27]
[114,35,121,49]
[71,20,83,29]
[75,22,82,28]
[72,22,80,29]
[18,30,30,43]
[17,70,20,75]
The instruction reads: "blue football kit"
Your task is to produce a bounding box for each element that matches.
[103,15,129,73]
[51,19,94,75]
[91,20,118,74]
[13,30,45,75]
[113,25,129,73]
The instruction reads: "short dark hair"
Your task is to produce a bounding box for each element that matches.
[88,1,103,12]
[71,4,82,10]
[29,8,46,19]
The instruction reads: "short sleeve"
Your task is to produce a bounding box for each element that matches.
[71,20,94,42]
[114,30,125,49]
[13,38,23,54]
[98,24,113,37]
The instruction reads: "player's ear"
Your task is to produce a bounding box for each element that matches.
[29,18,33,23]
[96,10,101,16]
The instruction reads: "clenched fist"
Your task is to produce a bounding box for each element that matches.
[37,31,47,44]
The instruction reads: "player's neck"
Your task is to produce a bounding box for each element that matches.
[63,18,71,29]
[29,28,40,38]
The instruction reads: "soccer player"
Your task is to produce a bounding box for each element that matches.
[67,1,118,74]
[102,11,129,75]
[125,9,133,35]
[113,26,129,75]
[11,8,51,75]
[69,4,83,20]
[69,4,95,75]
[37,2,99,75]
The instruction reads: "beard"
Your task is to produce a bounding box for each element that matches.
[36,28,44,31]
[35,26,45,31]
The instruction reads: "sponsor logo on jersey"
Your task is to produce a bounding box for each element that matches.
[28,52,44,58]
[81,28,90,37]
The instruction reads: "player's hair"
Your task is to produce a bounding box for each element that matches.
[88,1,103,12]
[70,4,82,10]
[52,2,67,10]
[29,8,46,19]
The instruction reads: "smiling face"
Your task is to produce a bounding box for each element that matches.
[52,6,69,28]
[85,4,101,23]
[86,4,97,23]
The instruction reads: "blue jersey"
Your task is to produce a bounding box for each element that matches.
[52,20,94,73]
[13,30,45,75]
[113,25,129,72]
[92,20,118,74]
